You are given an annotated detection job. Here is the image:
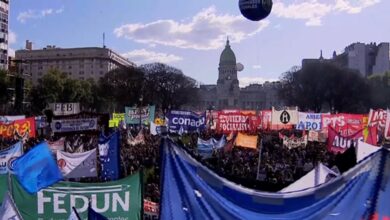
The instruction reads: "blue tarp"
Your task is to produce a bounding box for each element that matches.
[160,138,390,220]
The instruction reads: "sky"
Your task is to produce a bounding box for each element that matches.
[8,0,390,87]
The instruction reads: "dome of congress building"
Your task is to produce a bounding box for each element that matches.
[219,39,236,65]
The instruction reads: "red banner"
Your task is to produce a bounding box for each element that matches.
[368,109,387,130]
[327,126,376,154]
[0,117,36,138]
[144,200,159,220]
[217,110,259,133]
[322,114,365,136]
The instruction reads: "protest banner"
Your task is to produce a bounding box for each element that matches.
[296,112,325,131]
[10,172,141,220]
[260,110,272,130]
[51,118,98,133]
[144,200,159,220]
[368,109,387,131]
[57,148,97,178]
[217,110,258,133]
[0,142,23,174]
[271,107,298,127]
[49,103,80,116]
[167,110,206,133]
[234,133,258,149]
[322,114,365,136]
[125,106,155,125]
[280,133,308,149]
[47,138,65,154]
[385,109,390,140]
[327,126,377,154]
[0,117,36,138]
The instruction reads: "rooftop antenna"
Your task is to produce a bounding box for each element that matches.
[103,32,106,48]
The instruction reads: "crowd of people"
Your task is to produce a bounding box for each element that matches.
[0,125,362,203]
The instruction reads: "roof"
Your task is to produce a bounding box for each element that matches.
[219,39,236,65]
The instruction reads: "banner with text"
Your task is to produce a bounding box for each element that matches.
[296,112,325,131]
[167,110,206,133]
[217,110,259,133]
[10,172,141,220]
[0,142,23,174]
[49,103,80,116]
[125,106,155,125]
[327,126,377,154]
[52,118,97,133]
[368,109,387,131]
[0,117,36,139]
[280,133,308,149]
[322,114,365,136]
[234,133,258,149]
[144,200,159,220]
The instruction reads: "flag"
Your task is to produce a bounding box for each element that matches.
[88,206,108,220]
[56,148,97,178]
[213,135,226,150]
[197,138,214,158]
[128,130,145,146]
[99,132,120,181]
[356,140,381,163]
[0,142,23,174]
[0,192,22,220]
[234,133,258,149]
[67,207,80,220]
[12,142,63,193]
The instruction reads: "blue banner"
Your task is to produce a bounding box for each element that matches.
[0,142,23,174]
[167,110,206,133]
[98,132,120,181]
[13,142,63,194]
[160,138,390,220]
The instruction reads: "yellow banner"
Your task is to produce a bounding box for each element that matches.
[113,113,125,121]
[234,133,258,149]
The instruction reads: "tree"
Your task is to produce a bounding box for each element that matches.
[0,70,11,113]
[279,62,371,113]
[28,69,97,114]
[368,72,390,109]
[141,63,199,111]
[97,66,145,112]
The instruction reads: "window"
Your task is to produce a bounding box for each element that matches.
[68,65,72,69]
[79,71,84,75]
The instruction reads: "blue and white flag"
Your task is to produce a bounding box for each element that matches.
[0,142,23,174]
[167,110,206,133]
[12,142,63,194]
[56,148,97,178]
[98,132,120,181]
[197,138,214,158]
[213,135,227,150]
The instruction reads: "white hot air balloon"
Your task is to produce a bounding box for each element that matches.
[236,63,244,72]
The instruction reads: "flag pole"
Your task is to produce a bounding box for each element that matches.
[256,138,263,180]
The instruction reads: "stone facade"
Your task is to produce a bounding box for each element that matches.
[15,46,135,84]
[197,40,284,111]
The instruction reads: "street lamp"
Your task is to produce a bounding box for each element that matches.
[139,96,143,131]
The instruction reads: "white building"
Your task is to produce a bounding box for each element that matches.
[15,44,135,84]
[343,42,390,77]
[0,0,9,69]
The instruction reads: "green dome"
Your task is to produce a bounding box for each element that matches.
[219,39,236,65]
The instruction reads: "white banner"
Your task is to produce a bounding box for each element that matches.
[296,112,325,131]
[49,103,80,116]
[56,148,97,178]
[271,107,298,126]
[0,192,22,220]
[52,118,97,133]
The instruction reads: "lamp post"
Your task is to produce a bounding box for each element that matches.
[139,96,143,131]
